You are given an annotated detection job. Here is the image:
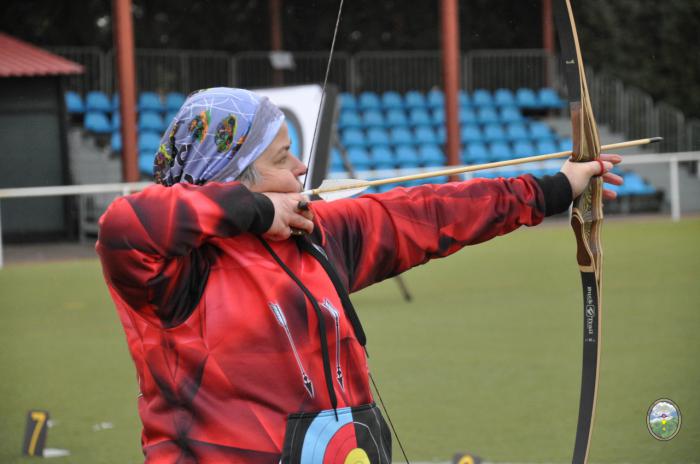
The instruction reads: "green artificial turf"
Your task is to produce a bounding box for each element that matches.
[1,217,698,463]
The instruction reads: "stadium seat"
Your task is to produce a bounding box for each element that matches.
[139,111,165,133]
[477,107,500,124]
[341,128,366,148]
[472,89,494,107]
[419,145,445,167]
[463,143,489,164]
[84,111,112,134]
[483,124,507,143]
[431,108,445,126]
[164,111,178,125]
[358,91,381,110]
[338,110,362,129]
[347,147,372,170]
[111,132,122,152]
[390,127,414,146]
[512,140,536,158]
[165,92,186,111]
[408,108,432,127]
[329,149,345,172]
[85,91,112,113]
[499,106,523,123]
[339,93,357,110]
[366,127,390,146]
[435,126,447,144]
[494,88,515,107]
[112,94,120,111]
[381,91,403,109]
[138,152,154,176]
[535,139,558,154]
[111,111,121,131]
[370,146,395,169]
[537,88,565,109]
[529,121,553,140]
[460,125,483,144]
[489,141,512,161]
[138,132,161,153]
[427,89,444,109]
[559,137,573,151]
[459,107,477,124]
[386,109,409,127]
[395,145,420,168]
[404,90,427,109]
[414,126,438,145]
[139,92,164,112]
[516,88,538,109]
[506,122,530,142]
[458,90,471,107]
[64,91,84,114]
[362,109,386,128]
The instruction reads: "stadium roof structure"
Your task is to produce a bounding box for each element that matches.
[0,33,83,78]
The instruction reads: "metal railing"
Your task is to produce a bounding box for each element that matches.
[49,46,699,153]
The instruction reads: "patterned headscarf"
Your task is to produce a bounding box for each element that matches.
[154,87,285,186]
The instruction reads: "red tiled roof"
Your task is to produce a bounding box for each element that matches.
[0,33,84,78]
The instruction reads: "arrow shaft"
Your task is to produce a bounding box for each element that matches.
[308,137,660,196]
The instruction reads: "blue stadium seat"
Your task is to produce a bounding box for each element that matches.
[512,140,536,158]
[111,132,122,152]
[404,90,427,109]
[431,108,445,126]
[489,141,512,161]
[338,110,362,129]
[499,106,523,123]
[84,111,112,134]
[559,137,573,151]
[112,93,120,111]
[386,109,409,127]
[537,88,565,109]
[506,122,530,142]
[459,107,477,124]
[139,111,165,133]
[165,92,186,111]
[458,90,471,107]
[139,152,154,176]
[339,93,357,111]
[477,107,500,124]
[347,147,372,170]
[85,91,112,113]
[427,89,444,109]
[419,145,445,167]
[139,92,164,112]
[516,88,538,109]
[341,128,366,148]
[460,125,483,144]
[408,108,432,127]
[414,126,437,145]
[390,127,413,146]
[362,109,386,128]
[370,146,395,169]
[535,139,558,154]
[358,91,381,110]
[329,149,345,172]
[138,132,161,153]
[395,145,420,168]
[472,89,494,107]
[483,124,507,143]
[494,89,515,107]
[164,111,178,125]
[529,121,554,140]
[366,127,390,146]
[381,91,403,109]
[65,91,84,114]
[463,143,489,164]
[111,111,121,131]
[436,126,447,144]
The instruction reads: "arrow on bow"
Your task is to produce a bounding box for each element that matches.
[552,1,604,462]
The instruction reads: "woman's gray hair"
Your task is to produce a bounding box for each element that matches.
[236,163,261,187]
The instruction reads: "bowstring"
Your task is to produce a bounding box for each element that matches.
[301,0,345,190]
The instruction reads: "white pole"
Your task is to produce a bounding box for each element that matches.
[670,157,681,222]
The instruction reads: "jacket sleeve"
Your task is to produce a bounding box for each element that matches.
[310,175,548,293]
[96,182,274,321]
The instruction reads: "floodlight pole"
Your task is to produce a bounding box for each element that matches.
[270,0,284,86]
[542,0,555,87]
[440,0,461,180]
[113,0,139,182]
